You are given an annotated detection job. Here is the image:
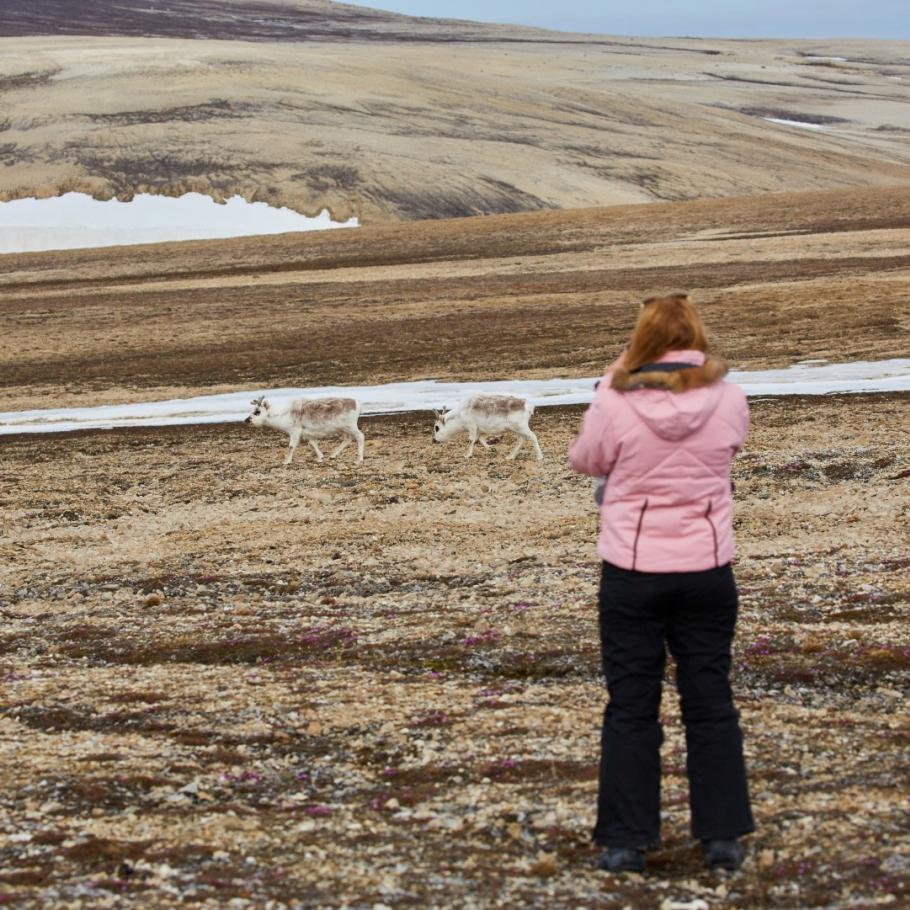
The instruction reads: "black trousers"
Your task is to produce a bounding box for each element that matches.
[594,560,754,847]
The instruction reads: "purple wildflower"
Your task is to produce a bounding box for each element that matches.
[304,805,332,816]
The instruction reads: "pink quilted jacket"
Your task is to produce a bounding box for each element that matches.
[569,350,749,573]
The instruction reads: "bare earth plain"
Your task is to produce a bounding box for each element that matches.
[2,186,910,412]
[0,188,908,907]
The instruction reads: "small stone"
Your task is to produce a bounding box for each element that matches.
[530,851,558,877]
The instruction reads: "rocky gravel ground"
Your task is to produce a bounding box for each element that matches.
[1,395,908,908]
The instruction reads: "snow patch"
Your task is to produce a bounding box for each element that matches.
[0,192,358,254]
[764,118,828,131]
[1,359,909,436]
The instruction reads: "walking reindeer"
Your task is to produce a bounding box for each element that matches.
[433,394,543,460]
[244,396,365,465]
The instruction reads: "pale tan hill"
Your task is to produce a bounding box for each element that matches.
[0,0,909,220]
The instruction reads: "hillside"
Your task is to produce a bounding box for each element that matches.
[0,0,545,43]
[0,1,909,219]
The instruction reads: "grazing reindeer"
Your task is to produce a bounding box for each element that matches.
[433,395,543,461]
[244,396,364,465]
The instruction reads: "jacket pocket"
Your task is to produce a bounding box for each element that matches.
[631,498,649,570]
[704,501,719,568]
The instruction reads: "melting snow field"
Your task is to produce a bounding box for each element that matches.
[2,360,909,436]
[0,192,358,254]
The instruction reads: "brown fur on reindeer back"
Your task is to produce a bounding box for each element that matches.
[470,396,526,416]
[290,398,358,422]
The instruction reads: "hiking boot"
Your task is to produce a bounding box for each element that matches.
[597,846,646,873]
[702,838,745,871]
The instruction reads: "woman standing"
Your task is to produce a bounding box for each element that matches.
[569,294,754,873]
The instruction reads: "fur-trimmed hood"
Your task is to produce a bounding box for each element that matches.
[609,350,729,442]
[610,350,728,392]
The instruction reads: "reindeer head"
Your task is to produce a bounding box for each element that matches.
[245,396,270,426]
[432,407,451,442]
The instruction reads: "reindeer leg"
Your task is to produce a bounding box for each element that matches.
[284,430,301,465]
[526,429,544,461]
[465,426,478,459]
[330,436,351,459]
[353,428,365,463]
[507,434,524,460]
[308,439,325,462]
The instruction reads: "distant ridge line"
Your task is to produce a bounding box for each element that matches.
[0,0,723,51]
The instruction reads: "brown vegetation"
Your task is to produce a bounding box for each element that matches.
[1,186,909,413]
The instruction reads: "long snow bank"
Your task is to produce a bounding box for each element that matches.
[0,192,358,254]
[2,360,908,436]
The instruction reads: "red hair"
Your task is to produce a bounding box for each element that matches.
[624,294,708,373]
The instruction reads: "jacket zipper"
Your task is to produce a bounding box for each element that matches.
[705,501,719,568]
[632,498,649,570]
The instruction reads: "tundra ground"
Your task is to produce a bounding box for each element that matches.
[1,395,908,909]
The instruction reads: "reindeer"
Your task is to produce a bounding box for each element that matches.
[433,395,543,460]
[244,396,364,465]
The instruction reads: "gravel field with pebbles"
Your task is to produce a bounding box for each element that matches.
[2,4,908,902]
[1,394,908,908]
